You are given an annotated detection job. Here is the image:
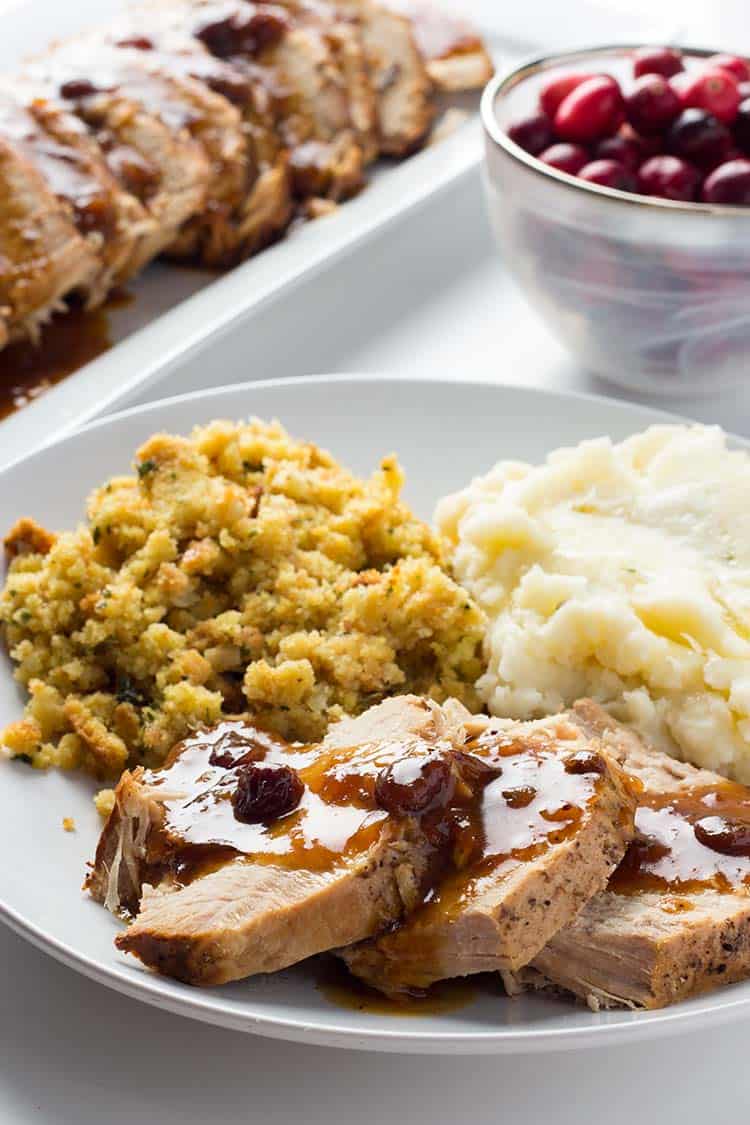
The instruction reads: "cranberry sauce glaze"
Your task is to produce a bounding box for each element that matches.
[612,779,750,895]
[134,716,611,892]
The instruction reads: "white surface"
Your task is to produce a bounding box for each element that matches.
[8,377,750,1057]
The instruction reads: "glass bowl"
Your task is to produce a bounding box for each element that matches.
[481,45,750,396]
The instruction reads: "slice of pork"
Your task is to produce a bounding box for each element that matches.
[518,701,750,1010]
[22,45,212,272]
[384,1,494,92]
[0,112,98,346]
[341,710,637,993]
[88,696,470,985]
[0,83,155,302]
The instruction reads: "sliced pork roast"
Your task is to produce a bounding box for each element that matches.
[515,701,750,1010]
[385,1,494,92]
[89,696,477,985]
[0,102,99,347]
[342,709,637,993]
[22,46,212,272]
[99,4,293,263]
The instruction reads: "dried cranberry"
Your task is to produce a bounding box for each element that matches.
[578,159,638,192]
[667,108,731,168]
[632,46,684,80]
[232,762,304,823]
[554,75,624,143]
[694,815,750,856]
[563,750,607,775]
[679,67,741,124]
[502,785,536,808]
[626,74,681,135]
[115,36,154,50]
[638,154,700,201]
[507,112,555,155]
[701,158,750,204]
[375,754,454,816]
[59,78,99,100]
[194,7,288,59]
[539,71,594,119]
[538,142,589,175]
[734,98,750,153]
[708,54,750,83]
[595,133,642,171]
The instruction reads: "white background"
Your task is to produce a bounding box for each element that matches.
[4,1,750,1122]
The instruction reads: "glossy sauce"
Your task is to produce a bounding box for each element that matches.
[0,95,113,235]
[148,719,458,876]
[387,1,483,61]
[391,725,602,928]
[0,299,124,418]
[611,781,750,895]
[312,955,484,1015]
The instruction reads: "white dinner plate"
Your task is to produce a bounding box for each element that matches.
[2,375,748,1054]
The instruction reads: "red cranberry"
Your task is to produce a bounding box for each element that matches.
[679,67,741,123]
[638,155,700,201]
[507,112,555,155]
[667,108,731,168]
[595,134,642,171]
[626,73,681,135]
[701,158,750,203]
[538,142,589,175]
[374,754,454,816]
[734,98,750,152]
[539,71,594,118]
[232,762,304,823]
[708,54,750,83]
[554,75,624,143]
[619,121,662,158]
[578,159,638,192]
[633,46,684,79]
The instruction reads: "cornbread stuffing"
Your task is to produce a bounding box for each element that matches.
[0,419,484,778]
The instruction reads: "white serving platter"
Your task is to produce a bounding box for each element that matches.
[0,0,678,469]
[3,374,750,1055]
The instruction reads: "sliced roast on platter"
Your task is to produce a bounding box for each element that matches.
[513,702,750,1010]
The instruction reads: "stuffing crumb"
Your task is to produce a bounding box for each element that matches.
[0,419,484,780]
[94,788,116,819]
[62,817,75,833]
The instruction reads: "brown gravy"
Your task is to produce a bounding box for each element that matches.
[611,780,750,895]
[312,955,485,1016]
[0,298,125,419]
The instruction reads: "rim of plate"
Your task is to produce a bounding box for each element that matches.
[3,373,750,1054]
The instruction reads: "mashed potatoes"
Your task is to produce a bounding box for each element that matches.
[436,424,750,783]
[1,420,484,777]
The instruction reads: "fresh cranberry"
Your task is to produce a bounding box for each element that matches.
[554,75,624,143]
[595,134,642,170]
[633,46,684,79]
[679,67,741,123]
[538,142,589,174]
[618,121,662,158]
[626,73,681,134]
[578,159,638,192]
[539,71,594,118]
[701,158,750,203]
[667,108,731,168]
[734,98,750,152]
[638,155,700,200]
[507,111,555,155]
[232,762,304,823]
[708,54,750,83]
